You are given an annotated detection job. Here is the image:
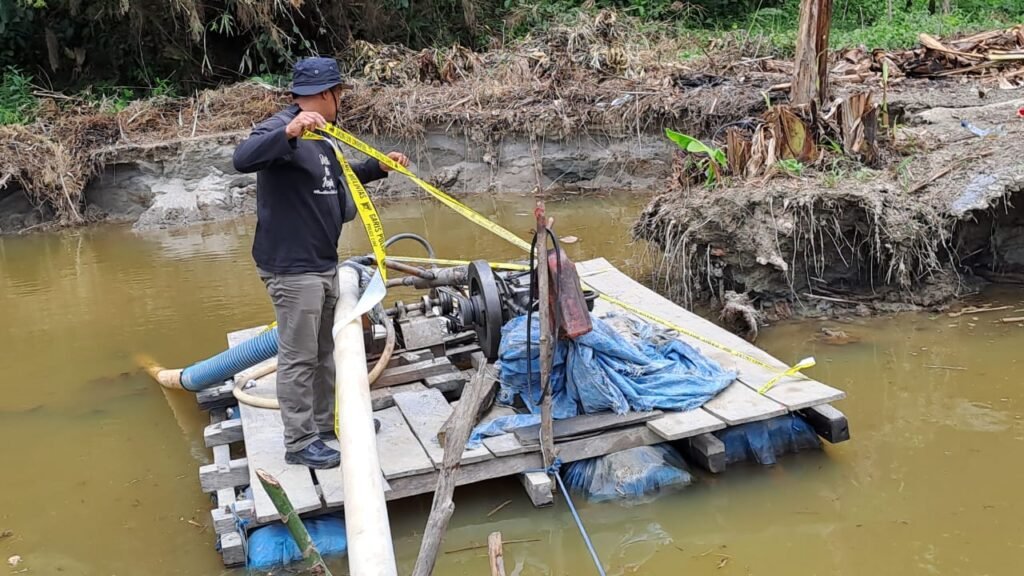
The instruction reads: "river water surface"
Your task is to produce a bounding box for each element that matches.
[1,193,1022,575]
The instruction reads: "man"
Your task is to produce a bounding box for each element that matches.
[233,57,409,469]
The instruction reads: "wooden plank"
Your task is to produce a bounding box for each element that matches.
[513,410,661,445]
[204,419,244,447]
[483,434,533,457]
[239,400,323,522]
[702,381,787,426]
[375,406,435,479]
[226,329,323,523]
[373,357,457,389]
[371,382,427,411]
[314,441,345,508]
[386,424,662,501]
[393,388,493,468]
[580,260,844,411]
[647,408,726,441]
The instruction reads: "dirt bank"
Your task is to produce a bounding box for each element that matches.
[634,91,1024,320]
[1,12,772,233]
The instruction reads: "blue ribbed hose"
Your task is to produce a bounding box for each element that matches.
[180,328,279,392]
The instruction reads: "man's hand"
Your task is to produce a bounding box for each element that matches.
[285,111,327,139]
[380,151,410,172]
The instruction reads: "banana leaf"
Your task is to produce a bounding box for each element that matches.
[665,129,727,167]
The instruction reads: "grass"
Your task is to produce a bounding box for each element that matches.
[675,0,1024,56]
[0,67,36,125]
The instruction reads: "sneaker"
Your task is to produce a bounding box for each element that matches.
[284,439,341,469]
[319,418,381,441]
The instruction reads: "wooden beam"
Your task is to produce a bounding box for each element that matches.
[790,0,833,107]
[198,458,249,492]
[520,472,554,508]
[411,363,492,576]
[798,404,850,443]
[513,411,661,445]
[371,357,457,389]
[684,433,727,474]
[204,419,243,447]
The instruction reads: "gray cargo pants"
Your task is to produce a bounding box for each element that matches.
[258,267,339,452]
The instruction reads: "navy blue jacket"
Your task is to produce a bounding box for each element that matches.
[233,104,387,274]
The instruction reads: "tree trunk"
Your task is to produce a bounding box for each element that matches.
[790,0,834,108]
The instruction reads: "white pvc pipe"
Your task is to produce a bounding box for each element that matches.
[334,266,398,576]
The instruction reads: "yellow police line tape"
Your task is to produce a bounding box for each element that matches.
[315,123,534,252]
[389,255,531,271]
[303,132,390,283]
[308,123,812,394]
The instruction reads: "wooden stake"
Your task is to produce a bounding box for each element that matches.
[255,469,334,576]
[411,362,494,576]
[488,532,507,576]
[790,0,833,107]
[535,203,557,471]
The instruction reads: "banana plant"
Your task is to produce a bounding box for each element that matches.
[665,128,727,186]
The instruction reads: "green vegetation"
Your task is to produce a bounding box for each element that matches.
[0,67,35,125]
[1,0,1022,123]
[665,128,726,186]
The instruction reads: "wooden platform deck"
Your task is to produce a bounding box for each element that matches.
[197,258,848,566]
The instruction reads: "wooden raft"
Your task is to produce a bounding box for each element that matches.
[196,258,848,567]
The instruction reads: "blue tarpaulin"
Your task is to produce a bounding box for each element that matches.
[468,313,736,448]
[563,444,694,502]
[717,413,821,465]
[247,515,347,569]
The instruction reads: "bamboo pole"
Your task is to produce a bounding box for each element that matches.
[412,360,495,576]
[255,469,334,576]
[334,266,398,576]
[488,532,507,576]
[535,203,557,470]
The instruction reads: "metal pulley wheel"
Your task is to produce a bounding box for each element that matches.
[466,260,504,361]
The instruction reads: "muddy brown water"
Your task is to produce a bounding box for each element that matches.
[1,193,1023,575]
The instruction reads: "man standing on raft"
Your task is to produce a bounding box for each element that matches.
[233,57,409,469]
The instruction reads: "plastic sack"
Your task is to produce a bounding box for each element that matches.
[716,413,821,465]
[247,515,347,569]
[496,314,736,418]
[562,444,693,503]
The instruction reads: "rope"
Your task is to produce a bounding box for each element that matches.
[541,458,607,576]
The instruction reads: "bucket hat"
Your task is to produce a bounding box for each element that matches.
[290,57,351,96]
